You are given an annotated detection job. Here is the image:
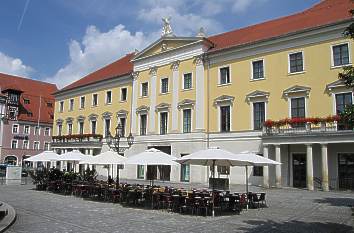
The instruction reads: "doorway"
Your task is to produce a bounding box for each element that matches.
[147,146,171,181]
[293,153,306,188]
[338,153,354,190]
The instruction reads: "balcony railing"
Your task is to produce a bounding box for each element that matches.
[52,134,103,143]
[262,116,353,136]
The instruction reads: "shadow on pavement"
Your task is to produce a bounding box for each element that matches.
[240,219,353,233]
[314,197,354,207]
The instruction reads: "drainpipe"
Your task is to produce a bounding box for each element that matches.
[206,54,210,149]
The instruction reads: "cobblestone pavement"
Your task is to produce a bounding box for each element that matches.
[0,184,353,233]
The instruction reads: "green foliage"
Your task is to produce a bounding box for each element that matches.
[340,105,354,129]
[338,66,354,87]
[81,167,97,183]
[29,167,49,190]
[63,171,78,182]
[48,168,63,182]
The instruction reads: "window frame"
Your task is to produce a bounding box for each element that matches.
[252,101,266,130]
[91,120,97,134]
[159,111,168,135]
[80,96,85,109]
[44,127,50,136]
[251,59,265,81]
[180,154,190,182]
[182,72,193,90]
[289,96,307,119]
[34,126,41,136]
[218,65,231,85]
[12,124,19,134]
[23,140,29,149]
[59,101,64,113]
[78,121,84,134]
[57,124,62,136]
[33,141,40,151]
[24,125,30,135]
[160,77,169,94]
[67,123,73,135]
[11,139,18,149]
[69,98,74,111]
[331,42,351,68]
[92,93,98,106]
[121,87,128,102]
[139,114,148,136]
[334,91,353,115]
[137,165,145,179]
[44,142,50,151]
[219,105,231,132]
[106,90,112,104]
[288,51,305,74]
[182,108,192,133]
[141,82,149,97]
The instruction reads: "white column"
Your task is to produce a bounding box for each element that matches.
[195,56,205,132]
[275,144,282,188]
[171,61,179,133]
[131,72,139,135]
[321,144,329,191]
[263,145,270,188]
[306,144,314,191]
[149,67,157,134]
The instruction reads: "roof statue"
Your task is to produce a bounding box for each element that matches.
[161,17,174,37]
[197,27,206,37]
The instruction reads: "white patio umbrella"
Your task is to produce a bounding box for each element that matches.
[125,148,178,166]
[175,147,280,215]
[80,150,126,183]
[24,151,59,162]
[58,150,92,172]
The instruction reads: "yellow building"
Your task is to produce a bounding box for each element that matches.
[53,0,354,190]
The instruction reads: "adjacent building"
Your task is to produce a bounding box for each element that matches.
[0,73,57,165]
[53,0,354,190]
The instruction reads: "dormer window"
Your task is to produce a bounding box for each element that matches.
[24,99,30,104]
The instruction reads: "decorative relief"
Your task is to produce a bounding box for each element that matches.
[132,71,139,81]
[213,95,235,106]
[76,115,86,122]
[116,110,128,118]
[155,102,171,112]
[161,17,174,37]
[101,111,112,119]
[149,66,158,76]
[170,60,180,71]
[193,55,204,66]
[326,79,347,93]
[246,90,270,102]
[283,85,311,98]
[88,113,98,120]
[65,117,74,123]
[56,118,63,124]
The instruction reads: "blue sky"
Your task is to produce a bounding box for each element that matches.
[0,0,319,88]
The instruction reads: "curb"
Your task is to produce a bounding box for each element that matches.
[0,202,16,233]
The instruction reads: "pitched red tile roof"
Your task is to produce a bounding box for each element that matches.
[0,73,58,124]
[208,0,354,53]
[58,53,134,93]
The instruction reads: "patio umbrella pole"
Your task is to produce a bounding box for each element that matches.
[116,164,120,185]
[245,165,249,210]
[212,159,216,217]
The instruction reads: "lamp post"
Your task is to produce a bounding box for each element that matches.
[106,123,134,184]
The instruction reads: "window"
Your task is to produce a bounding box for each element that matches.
[160,112,168,135]
[119,118,126,137]
[92,94,98,106]
[141,82,148,97]
[44,142,50,151]
[291,97,306,118]
[137,165,144,179]
[289,52,304,73]
[24,99,30,104]
[58,124,62,136]
[219,67,230,84]
[8,107,17,120]
[34,126,40,135]
[9,93,19,103]
[24,125,30,134]
[180,154,190,182]
[104,119,111,137]
[183,73,192,89]
[47,102,53,108]
[161,78,169,93]
[33,141,40,150]
[333,44,350,67]
[140,114,147,136]
[23,140,29,149]
[11,140,18,149]
[253,165,263,176]
[12,124,19,134]
[59,101,64,112]
[44,127,50,136]
[69,99,74,111]
[220,106,230,132]
[106,91,112,104]
[79,122,84,134]
[80,96,85,109]
[91,120,97,134]
[183,109,191,133]
[121,88,127,101]
[335,92,353,114]
[252,60,264,80]
[67,123,73,135]
[253,102,265,130]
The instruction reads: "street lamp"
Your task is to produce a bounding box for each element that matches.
[106,123,134,184]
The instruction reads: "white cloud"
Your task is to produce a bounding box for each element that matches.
[232,0,268,13]
[0,52,33,77]
[47,24,150,88]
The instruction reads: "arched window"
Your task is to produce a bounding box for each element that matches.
[4,156,17,165]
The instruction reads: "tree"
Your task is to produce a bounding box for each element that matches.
[338,7,354,129]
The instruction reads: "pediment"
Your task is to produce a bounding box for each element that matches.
[178,99,196,110]
[77,115,85,121]
[88,113,98,120]
[246,90,270,101]
[116,110,129,118]
[283,85,311,97]
[155,102,171,112]
[326,79,348,92]
[56,118,63,124]
[66,117,74,123]
[102,111,113,119]
[133,37,205,61]
[136,105,150,114]
[214,95,235,105]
